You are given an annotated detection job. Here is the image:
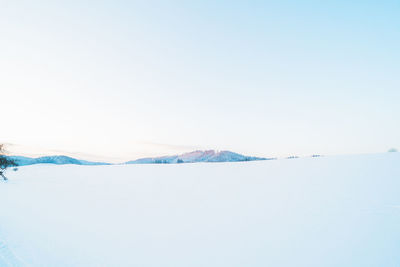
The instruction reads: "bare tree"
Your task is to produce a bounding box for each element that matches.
[0,144,17,181]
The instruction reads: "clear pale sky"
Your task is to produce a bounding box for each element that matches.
[1,0,399,162]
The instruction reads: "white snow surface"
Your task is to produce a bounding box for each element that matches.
[0,153,399,266]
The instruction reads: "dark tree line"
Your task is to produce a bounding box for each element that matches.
[0,144,17,181]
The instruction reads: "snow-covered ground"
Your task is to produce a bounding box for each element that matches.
[0,153,399,267]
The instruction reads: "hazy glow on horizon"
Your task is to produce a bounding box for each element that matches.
[1,0,399,161]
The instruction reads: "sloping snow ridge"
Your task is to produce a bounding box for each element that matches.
[7,155,109,166]
[0,153,399,266]
[126,150,267,164]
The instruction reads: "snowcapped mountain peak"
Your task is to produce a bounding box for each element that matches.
[126,150,268,164]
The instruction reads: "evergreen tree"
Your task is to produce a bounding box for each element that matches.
[0,144,17,181]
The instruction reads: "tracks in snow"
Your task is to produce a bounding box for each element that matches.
[0,239,26,267]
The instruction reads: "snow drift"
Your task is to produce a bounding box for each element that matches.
[0,153,399,266]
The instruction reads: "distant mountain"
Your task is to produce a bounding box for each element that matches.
[7,155,110,166]
[6,151,269,166]
[126,150,268,164]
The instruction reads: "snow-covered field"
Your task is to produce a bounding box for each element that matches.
[0,153,399,267]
